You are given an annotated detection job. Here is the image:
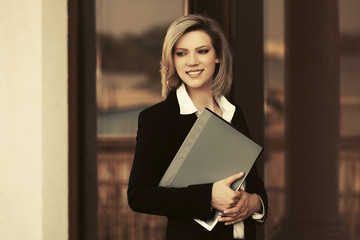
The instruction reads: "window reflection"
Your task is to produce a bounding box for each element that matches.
[96,1,183,239]
[264,0,360,239]
[338,2,360,237]
[263,0,285,236]
[94,0,360,238]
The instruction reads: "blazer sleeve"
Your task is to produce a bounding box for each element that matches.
[246,162,268,224]
[233,108,268,224]
[127,109,215,220]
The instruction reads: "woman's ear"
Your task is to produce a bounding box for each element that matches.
[215,58,220,64]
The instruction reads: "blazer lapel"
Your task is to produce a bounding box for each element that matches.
[165,90,197,132]
[163,91,198,159]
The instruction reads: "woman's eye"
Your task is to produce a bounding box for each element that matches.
[198,49,209,54]
[176,52,186,57]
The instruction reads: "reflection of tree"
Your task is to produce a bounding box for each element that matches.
[98,26,360,78]
[97,25,168,86]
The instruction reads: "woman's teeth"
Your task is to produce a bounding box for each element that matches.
[187,70,202,76]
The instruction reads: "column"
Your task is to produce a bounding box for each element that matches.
[271,0,352,239]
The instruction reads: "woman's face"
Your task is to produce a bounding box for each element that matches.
[173,30,219,92]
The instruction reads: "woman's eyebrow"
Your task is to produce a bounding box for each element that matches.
[196,45,211,49]
[175,45,211,51]
[174,47,187,51]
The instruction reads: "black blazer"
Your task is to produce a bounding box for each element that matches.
[128,91,268,240]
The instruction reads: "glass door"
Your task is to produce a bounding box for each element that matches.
[96,1,184,239]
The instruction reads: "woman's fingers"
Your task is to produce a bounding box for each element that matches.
[218,191,261,225]
[211,173,243,211]
[222,172,244,186]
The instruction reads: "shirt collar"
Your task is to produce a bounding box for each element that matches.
[176,83,236,123]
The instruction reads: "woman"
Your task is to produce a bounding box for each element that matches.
[128,14,268,240]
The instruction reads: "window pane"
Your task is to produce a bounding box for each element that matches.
[96,1,183,239]
[338,1,360,238]
[264,0,360,239]
[263,0,285,237]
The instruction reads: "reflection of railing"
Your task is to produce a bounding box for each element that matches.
[97,135,360,240]
[97,136,166,240]
[265,135,360,240]
[339,136,360,239]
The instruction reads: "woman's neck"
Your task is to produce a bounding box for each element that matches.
[186,86,222,116]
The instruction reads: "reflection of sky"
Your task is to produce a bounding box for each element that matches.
[264,0,360,41]
[96,0,183,36]
[97,0,360,39]
[98,106,145,135]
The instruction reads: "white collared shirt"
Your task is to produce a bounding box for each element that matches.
[176,83,265,239]
[176,83,236,122]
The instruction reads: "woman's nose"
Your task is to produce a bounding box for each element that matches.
[187,52,199,66]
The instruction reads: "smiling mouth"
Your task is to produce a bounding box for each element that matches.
[186,70,203,77]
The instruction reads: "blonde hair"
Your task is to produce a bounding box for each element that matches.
[160,14,233,98]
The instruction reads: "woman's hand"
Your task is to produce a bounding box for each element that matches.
[218,190,261,225]
[211,173,244,211]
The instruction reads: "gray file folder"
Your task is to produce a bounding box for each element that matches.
[159,108,263,231]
